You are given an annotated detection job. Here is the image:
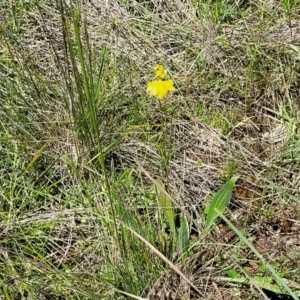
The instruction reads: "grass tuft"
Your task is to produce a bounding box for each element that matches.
[1,0,300,299]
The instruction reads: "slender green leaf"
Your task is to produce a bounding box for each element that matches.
[178,215,190,259]
[205,176,239,230]
[156,179,176,236]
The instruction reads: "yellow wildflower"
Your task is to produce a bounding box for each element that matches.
[147,64,176,100]
[155,65,168,79]
[146,79,176,100]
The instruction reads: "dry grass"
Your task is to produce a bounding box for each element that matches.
[1,0,300,299]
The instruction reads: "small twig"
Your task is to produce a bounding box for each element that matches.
[123,223,204,297]
[114,288,148,300]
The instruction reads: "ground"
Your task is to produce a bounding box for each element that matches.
[0,0,300,299]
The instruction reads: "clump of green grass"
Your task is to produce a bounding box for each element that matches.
[1,0,300,299]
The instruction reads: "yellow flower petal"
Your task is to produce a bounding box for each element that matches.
[146,81,160,96]
[163,80,176,92]
[146,79,176,100]
[155,65,167,79]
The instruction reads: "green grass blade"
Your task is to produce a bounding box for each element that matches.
[205,176,239,231]
[156,178,176,236]
[178,215,189,259]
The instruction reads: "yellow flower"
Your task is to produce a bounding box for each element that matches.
[155,65,167,79]
[146,79,176,100]
[147,64,176,100]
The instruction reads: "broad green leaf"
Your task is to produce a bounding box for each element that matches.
[178,215,189,259]
[205,176,239,230]
[253,276,300,297]
[225,269,242,279]
[156,179,176,236]
[254,276,285,294]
